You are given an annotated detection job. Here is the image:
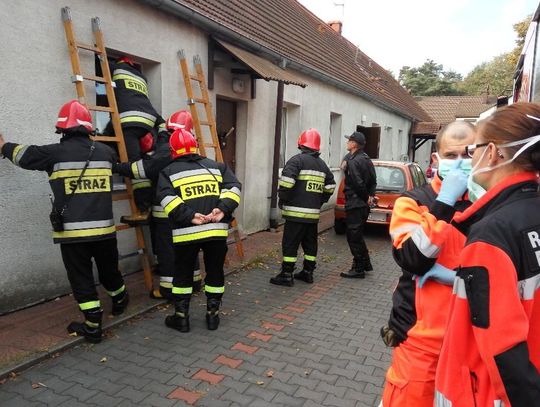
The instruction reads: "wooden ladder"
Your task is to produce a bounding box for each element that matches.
[178,50,244,259]
[61,7,155,293]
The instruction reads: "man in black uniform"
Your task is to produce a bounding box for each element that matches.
[114,110,202,298]
[157,129,241,332]
[270,129,336,286]
[0,100,128,343]
[340,131,377,279]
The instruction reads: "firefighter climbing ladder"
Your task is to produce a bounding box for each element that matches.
[178,50,244,259]
[61,7,155,294]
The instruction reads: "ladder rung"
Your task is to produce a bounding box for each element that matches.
[87,105,114,113]
[203,143,217,148]
[199,121,213,126]
[83,74,107,83]
[112,192,130,201]
[92,135,121,143]
[190,75,202,82]
[76,42,102,54]
[116,224,131,231]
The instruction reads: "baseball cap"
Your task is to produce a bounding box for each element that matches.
[345,131,366,145]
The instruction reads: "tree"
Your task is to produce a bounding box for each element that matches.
[399,59,463,96]
[508,15,531,68]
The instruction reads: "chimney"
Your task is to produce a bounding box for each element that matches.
[328,20,342,35]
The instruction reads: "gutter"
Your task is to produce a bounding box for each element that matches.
[137,0,422,122]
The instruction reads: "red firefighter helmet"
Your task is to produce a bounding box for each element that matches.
[169,129,198,158]
[139,132,154,154]
[298,128,321,151]
[116,55,135,66]
[167,110,193,132]
[55,100,94,133]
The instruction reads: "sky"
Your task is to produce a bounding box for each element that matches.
[297,0,539,77]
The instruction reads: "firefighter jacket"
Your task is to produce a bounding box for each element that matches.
[278,149,336,223]
[111,61,159,131]
[2,135,116,244]
[342,150,376,210]
[114,129,172,222]
[387,174,470,385]
[435,172,540,407]
[156,154,241,245]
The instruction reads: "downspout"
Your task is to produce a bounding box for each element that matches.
[269,81,285,229]
[137,0,418,122]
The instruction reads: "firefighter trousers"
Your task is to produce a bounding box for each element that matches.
[173,240,227,300]
[282,221,318,270]
[124,126,152,211]
[345,207,370,264]
[60,238,125,312]
[153,220,201,290]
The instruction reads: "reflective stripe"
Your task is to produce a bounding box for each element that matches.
[390,223,419,241]
[517,273,540,300]
[279,180,295,188]
[107,285,125,297]
[170,168,221,182]
[279,176,296,188]
[220,187,241,203]
[283,256,297,263]
[161,276,173,283]
[172,223,229,243]
[131,178,151,190]
[172,286,193,294]
[119,110,156,122]
[162,195,184,215]
[113,69,147,83]
[282,210,320,220]
[453,277,467,299]
[79,300,101,311]
[53,161,112,171]
[282,205,320,214]
[435,390,452,407]
[494,400,504,407]
[152,205,167,218]
[136,161,146,179]
[324,184,336,191]
[298,174,325,182]
[304,255,316,261]
[171,173,223,188]
[64,219,114,231]
[120,115,155,127]
[205,285,225,294]
[85,320,100,328]
[53,225,116,239]
[410,227,440,258]
[49,168,111,180]
[160,276,173,289]
[193,274,202,282]
[299,169,325,177]
[12,145,29,166]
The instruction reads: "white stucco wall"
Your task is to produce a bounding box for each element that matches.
[0,0,415,312]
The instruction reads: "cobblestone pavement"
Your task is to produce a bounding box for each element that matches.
[0,227,398,406]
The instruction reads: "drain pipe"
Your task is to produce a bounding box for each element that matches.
[269,81,285,229]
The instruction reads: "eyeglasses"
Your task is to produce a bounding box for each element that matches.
[465,142,489,158]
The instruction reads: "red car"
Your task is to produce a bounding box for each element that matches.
[334,160,427,233]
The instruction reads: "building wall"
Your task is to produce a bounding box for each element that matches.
[0,0,413,313]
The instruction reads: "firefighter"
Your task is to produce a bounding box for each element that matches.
[0,100,128,343]
[380,121,474,406]
[435,103,540,406]
[340,131,377,278]
[113,110,202,298]
[269,128,335,286]
[109,55,161,213]
[157,129,241,332]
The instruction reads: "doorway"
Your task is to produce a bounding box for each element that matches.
[356,124,381,159]
[216,98,237,172]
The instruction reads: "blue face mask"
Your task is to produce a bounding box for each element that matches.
[436,154,472,178]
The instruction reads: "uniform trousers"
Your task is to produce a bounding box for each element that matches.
[282,221,318,269]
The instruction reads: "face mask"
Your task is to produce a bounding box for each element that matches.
[435,154,472,178]
[467,133,540,202]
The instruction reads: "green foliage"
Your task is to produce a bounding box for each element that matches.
[399,59,463,96]
[458,53,515,96]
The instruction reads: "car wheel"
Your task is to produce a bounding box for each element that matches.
[334,219,346,235]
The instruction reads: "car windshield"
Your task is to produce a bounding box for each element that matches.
[375,166,406,192]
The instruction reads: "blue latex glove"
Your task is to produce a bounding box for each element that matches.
[417,264,456,288]
[436,159,468,206]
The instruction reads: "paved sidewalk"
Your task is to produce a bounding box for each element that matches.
[0,220,397,406]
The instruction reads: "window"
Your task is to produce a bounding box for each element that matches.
[374,165,406,193]
[329,113,342,167]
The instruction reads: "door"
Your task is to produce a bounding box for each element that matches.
[356,125,381,159]
[216,98,237,172]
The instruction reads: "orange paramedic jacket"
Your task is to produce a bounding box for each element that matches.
[388,175,469,381]
[435,172,540,407]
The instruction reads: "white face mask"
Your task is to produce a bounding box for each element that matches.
[467,133,540,202]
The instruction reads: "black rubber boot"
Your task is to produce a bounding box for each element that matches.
[111,291,130,316]
[363,256,374,272]
[67,309,103,344]
[165,298,190,332]
[206,298,221,330]
[340,260,365,279]
[270,264,295,286]
[294,260,315,283]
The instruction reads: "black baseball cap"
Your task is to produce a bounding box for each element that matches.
[345,131,366,145]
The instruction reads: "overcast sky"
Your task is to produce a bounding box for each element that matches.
[297,0,538,77]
